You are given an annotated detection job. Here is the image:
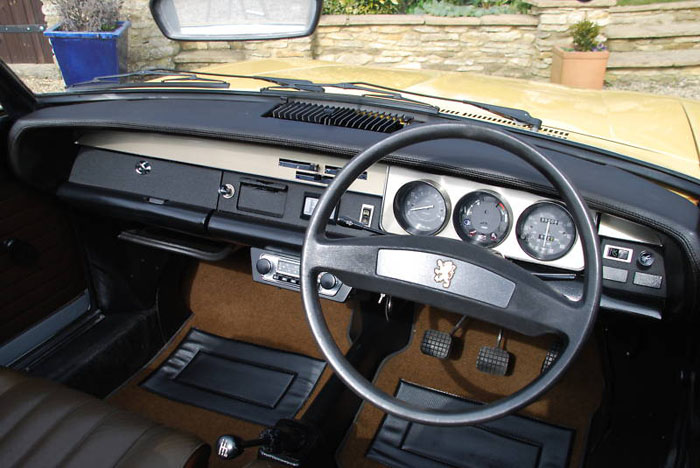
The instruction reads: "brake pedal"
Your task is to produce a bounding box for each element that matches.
[541,340,563,374]
[476,329,512,376]
[420,315,467,359]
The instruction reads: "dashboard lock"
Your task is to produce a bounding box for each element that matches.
[218,183,236,199]
[638,250,655,268]
[135,160,151,175]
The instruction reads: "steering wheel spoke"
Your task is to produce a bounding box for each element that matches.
[308,235,582,338]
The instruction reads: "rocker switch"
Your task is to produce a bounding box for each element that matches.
[360,204,374,227]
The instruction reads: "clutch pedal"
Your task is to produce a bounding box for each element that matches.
[420,315,468,359]
[476,329,512,376]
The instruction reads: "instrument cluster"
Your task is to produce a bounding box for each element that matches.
[383,167,584,271]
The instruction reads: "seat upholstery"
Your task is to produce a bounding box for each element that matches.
[0,368,209,468]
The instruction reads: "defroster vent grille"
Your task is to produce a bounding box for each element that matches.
[267,102,412,133]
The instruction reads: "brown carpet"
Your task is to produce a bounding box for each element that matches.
[108,250,353,468]
[110,249,603,468]
[337,306,604,468]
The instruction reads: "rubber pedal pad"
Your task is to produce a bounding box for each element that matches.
[476,345,512,376]
[420,329,454,359]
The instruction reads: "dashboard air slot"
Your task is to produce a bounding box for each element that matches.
[325,165,368,180]
[295,171,333,184]
[279,158,319,172]
[266,102,412,133]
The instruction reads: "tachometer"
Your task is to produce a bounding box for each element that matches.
[453,190,511,248]
[393,181,449,236]
[516,202,576,261]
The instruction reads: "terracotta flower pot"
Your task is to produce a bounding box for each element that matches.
[550,46,610,90]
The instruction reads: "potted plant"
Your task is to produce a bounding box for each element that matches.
[550,20,609,90]
[44,0,130,87]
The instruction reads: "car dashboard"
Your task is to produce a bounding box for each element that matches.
[7,95,699,324]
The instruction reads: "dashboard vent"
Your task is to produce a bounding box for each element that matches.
[442,109,569,140]
[267,102,412,133]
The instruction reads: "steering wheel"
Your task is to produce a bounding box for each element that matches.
[300,123,601,425]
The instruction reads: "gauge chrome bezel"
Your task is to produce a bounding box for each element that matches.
[452,189,512,248]
[516,201,577,261]
[393,180,451,236]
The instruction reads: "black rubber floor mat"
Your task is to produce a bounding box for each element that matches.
[141,328,326,426]
[367,381,573,468]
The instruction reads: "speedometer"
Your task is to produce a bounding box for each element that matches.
[516,202,576,261]
[393,181,450,236]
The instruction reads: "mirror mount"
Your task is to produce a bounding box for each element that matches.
[149,0,322,42]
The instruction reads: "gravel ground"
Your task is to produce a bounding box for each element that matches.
[21,76,66,94]
[12,64,700,101]
[605,75,700,101]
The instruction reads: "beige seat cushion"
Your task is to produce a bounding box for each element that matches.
[0,368,209,468]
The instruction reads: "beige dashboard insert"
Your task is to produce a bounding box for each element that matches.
[78,131,387,197]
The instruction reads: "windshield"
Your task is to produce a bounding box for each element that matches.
[3,0,699,179]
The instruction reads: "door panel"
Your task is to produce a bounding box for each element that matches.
[0,163,86,344]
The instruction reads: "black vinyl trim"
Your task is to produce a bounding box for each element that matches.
[366,381,574,468]
[141,328,326,426]
[57,182,210,233]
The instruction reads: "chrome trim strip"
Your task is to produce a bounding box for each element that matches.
[0,290,91,366]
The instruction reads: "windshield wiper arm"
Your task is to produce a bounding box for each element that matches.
[69,68,231,89]
[340,81,542,131]
[69,69,539,129]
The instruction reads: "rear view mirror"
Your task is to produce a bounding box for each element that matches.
[150,0,322,41]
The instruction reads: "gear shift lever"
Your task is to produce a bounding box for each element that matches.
[216,419,310,462]
[216,434,271,460]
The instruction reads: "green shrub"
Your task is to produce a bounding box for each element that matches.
[570,20,604,52]
[323,0,531,15]
[408,0,530,16]
[323,0,405,14]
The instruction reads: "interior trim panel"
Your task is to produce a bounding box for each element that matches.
[78,131,387,197]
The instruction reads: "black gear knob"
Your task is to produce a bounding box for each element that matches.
[216,435,244,460]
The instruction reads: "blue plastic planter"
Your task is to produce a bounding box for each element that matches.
[44,21,131,87]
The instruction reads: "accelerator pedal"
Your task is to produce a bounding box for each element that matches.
[476,329,512,376]
[541,339,563,374]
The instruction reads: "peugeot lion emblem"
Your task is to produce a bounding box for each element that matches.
[434,259,457,289]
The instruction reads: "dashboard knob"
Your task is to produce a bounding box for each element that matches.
[638,251,655,268]
[319,273,337,290]
[256,258,272,275]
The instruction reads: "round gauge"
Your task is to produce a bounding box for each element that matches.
[516,202,576,261]
[453,191,511,248]
[393,181,449,236]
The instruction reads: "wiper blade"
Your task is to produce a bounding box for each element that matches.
[339,81,542,131]
[70,68,230,89]
[258,79,439,112]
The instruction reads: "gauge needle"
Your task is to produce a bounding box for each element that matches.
[409,205,434,212]
[542,221,551,250]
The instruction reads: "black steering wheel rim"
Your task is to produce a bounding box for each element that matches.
[301,123,601,426]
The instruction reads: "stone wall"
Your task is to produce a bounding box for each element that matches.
[41,0,700,81]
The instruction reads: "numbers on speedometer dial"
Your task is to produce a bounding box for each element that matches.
[453,191,511,248]
[516,202,576,261]
[393,181,450,236]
